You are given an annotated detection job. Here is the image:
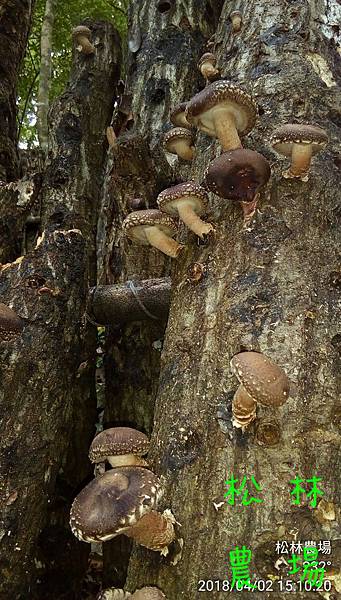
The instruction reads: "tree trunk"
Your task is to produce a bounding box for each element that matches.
[0,0,34,182]
[36,0,55,151]
[121,1,340,598]
[0,20,121,599]
[97,0,224,586]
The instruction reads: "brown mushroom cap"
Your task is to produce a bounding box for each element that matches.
[157,181,208,216]
[70,467,162,542]
[186,80,257,137]
[72,25,92,38]
[198,52,216,69]
[204,149,271,202]
[163,128,193,150]
[122,210,178,245]
[271,124,328,157]
[170,102,190,129]
[230,10,242,18]
[89,428,149,464]
[0,303,24,341]
[230,351,290,407]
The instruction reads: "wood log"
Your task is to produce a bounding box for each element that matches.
[89,279,171,325]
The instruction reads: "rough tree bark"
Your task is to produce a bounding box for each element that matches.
[36,0,56,151]
[0,20,121,599]
[105,1,340,599]
[97,0,224,586]
[0,0,35,181]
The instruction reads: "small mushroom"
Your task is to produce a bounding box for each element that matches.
[122,209,184,258]
[72,25,95,55]
[198,53,219,81]
[271,123,328,182]
[70,467,176,554]
[0,303,24,341]
[163,128,195,161]
[232,385,257,430]
[230,351,290,430]
[204,149,271,225]
[230,10,242,32]
[89,427,149,468]
[170,102,191,129]
[186,80,257,151]
[157,182,214,240]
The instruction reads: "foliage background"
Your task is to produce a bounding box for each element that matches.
[18,0,128,147]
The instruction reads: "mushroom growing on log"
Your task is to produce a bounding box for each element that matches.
[271,123,328,181]
[70,467,176,554]
[186,80,257,151]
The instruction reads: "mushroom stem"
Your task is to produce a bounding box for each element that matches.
[241,193,259,228]
[76,35,95,54]
[177,203,214,239]
[144,227,184,258]
[212,111,242,151]
[107,454,148,468]
[125,509,176,554]
[285,143,313,180]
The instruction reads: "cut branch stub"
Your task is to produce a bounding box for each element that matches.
[88,278,171,325]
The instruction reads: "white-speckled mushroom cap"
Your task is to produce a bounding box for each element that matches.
[186,80,257,138]
[271,124,328,158]
[0,303,24,341]
[157,181,209,217]
[97,590,131,600]
[122,210,178,245]
[89,428,149,464]
[163,128,193,152]
[70,467,163,543]
[230,351,290,407]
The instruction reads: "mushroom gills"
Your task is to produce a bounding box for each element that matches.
[125,509,176,554]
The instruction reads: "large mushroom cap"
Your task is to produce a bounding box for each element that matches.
[70,467,162,542]
[204,148,270,202]
[186,80,257,137]
[0,303,24,341]
[157,181,209,216]
[271,124,328,157]
[230,351,290,407]
[170,102,190,129]
[89,428,149,464]
[122,209,178,245]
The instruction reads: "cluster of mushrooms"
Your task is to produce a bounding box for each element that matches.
[69,427,176,598]
[122,54,328,256]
